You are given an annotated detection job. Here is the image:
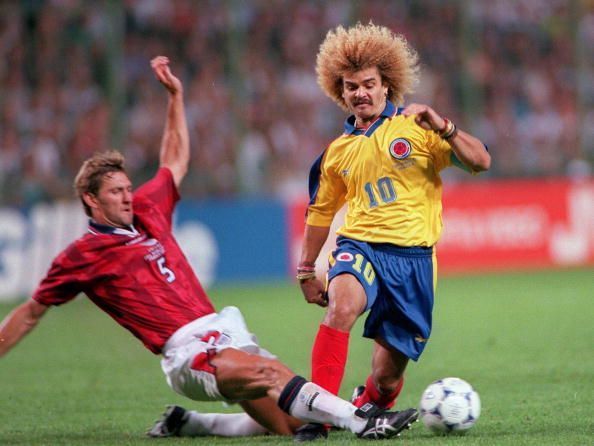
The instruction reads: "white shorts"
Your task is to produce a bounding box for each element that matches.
[160,306,274,402]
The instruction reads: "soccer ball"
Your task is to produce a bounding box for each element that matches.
[419,377,481,434]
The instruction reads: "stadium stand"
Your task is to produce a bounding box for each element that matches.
[0,0,592,207]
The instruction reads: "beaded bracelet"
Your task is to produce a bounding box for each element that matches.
[296,264,316,282]
[438,118,457,140]
[296,271,317,282]
[444,125,458,140]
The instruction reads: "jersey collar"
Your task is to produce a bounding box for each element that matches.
[343,101,400,137]
[88,219,139,237]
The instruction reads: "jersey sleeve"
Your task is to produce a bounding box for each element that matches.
[427,129,480,173]
[306,149,346,227]
[426,130,454,172]
[32,248,85,306]
[133,167,180,230]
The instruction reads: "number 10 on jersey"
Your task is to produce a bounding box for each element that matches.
[364,176,397,208]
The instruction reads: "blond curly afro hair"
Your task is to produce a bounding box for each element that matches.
[316,22,419,111]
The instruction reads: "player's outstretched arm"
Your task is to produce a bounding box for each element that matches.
[0,299,49,358]
[298,224,331,307]
[402,103,491,173]
[447,128,491,172]
[151,56,189,188]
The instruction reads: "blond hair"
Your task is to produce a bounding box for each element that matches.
[74,151,127,216]
[316,22,419,110]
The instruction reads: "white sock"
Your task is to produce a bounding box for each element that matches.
[179,411,268,437]
[289,382,367,434]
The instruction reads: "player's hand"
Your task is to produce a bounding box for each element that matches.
[151,56,183,95]
[402,103,445,132]
[300,278,328,308]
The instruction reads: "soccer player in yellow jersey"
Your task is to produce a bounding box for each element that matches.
[294,23,491,441]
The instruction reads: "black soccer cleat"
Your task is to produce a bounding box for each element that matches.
[356,407,418,440]
[293,423,329,442]
[146,405,188,437]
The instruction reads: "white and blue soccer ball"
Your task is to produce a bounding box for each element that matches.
[419,377,481,434]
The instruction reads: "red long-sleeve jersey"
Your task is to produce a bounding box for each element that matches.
[33,168,215,354]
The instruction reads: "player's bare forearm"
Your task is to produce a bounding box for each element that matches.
[151,56,189,187]
[402,103,490,173]
[299,224,331,307]
[159,93,189,186]
[300,224,331,266]
[0,299,48,358]
[449,130,490,173]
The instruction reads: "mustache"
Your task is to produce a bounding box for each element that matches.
[353,99,372,105]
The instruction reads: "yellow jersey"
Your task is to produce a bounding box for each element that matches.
[306,101,462,247]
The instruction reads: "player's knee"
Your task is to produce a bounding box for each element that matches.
[214,349,292,399]
[325,278,366,329]
[251,357,294,388]
[325,296,361,328]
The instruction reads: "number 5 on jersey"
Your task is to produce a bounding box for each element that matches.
[157,256,176,283]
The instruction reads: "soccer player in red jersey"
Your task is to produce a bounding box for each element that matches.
[0,56,416,440]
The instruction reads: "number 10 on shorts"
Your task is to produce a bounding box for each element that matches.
[353,254,375,285]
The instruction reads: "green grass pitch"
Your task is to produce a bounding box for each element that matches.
[1,268,592,445]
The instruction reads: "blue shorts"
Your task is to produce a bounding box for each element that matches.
[327,237,435,361]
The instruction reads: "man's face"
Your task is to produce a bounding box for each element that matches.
[342,66,388,124]
[84,171,133,228]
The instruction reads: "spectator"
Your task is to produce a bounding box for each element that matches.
[0,0,590,207]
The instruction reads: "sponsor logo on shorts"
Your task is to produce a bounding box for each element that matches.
[336,252,354,262]
[389,138,412,159]
[415,335,428,343]
[216,333,232,346]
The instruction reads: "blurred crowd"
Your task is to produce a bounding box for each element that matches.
[0,0,592,208]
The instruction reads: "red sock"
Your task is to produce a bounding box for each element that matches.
[311,324,349,395]
[353,375,404,409]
